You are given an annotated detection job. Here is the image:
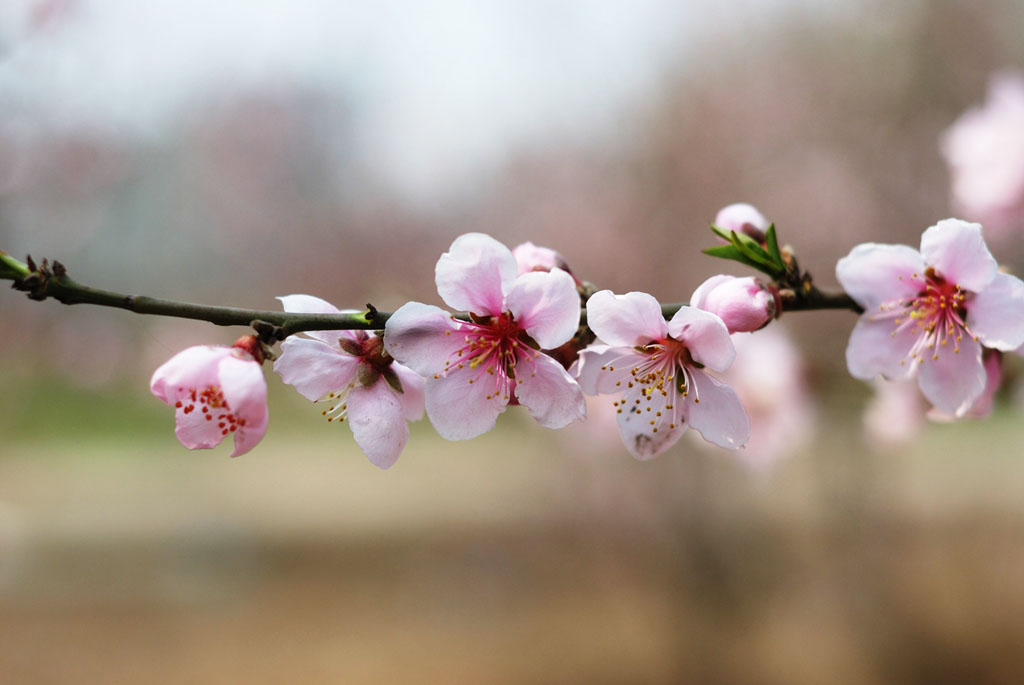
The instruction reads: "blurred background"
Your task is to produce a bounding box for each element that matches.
[3,0,1024,682]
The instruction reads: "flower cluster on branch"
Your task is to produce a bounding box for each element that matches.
[5,210,1023,466]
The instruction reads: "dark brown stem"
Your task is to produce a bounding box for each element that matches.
[3,253,862,337]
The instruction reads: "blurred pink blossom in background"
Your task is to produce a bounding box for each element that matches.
[716,326,813,469]
[863,379,926,449]
[942,72,1024,238]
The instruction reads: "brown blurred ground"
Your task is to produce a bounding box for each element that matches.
[3,409,1024,684]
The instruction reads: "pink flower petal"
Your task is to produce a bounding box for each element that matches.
[920,219,997,292]
[424,366,509,440]
[383,302,465,376]
[968,272,1024,351]
[277,294,339,314]
[572,345,638,395]
[217,354,269,457]
[273,337,360,401]
[845,316,918,380]
[615,400,686,460]
[174,400,227,450]
[585,290,667,347]
[917,336,986,417]
[835,243,924,310]
[667,307,734,372]
[513,352,586,429]
[150,346,229,404]
[434,232,517,315]
[391,363,426,422]
[277,294,358,345]
[505,268,580,349]
[931,351,1003,421]
[347,381,409,469]
[970,352,1002,419]
[686,369,750,450]
[689,274,733,309]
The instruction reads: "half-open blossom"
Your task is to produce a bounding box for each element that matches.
[690,274,776,333]
[837,218,1024,416]
[573,290,749,460]
[384,233,585,440]
[150,336,269,457]
[715,203,769,241]
[941,72,1024,238]
[273,295,424,469]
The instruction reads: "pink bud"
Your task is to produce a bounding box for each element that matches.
[714,203,769,241]
[690,275,776,333]
[511,241,571,276]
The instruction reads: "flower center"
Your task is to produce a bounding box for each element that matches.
[605,338,699,434]
[880,267,977,364]
[439,312,541,401]
[176,385,247,436]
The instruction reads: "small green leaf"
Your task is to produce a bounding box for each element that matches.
[703,244,743,260]
[728,232,776,270]
[709,224,734,242]
[703,245,763,271]
[765,223,781,263]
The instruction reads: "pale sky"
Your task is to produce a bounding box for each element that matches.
[0,0,823,203]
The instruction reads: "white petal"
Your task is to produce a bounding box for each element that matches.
[347,382,409,469]
[573,345,638,395]
[920,219,997,292]
[845,316,917,380]
[390,363,426,422]
[686,369,750,450]
[513,353,586,429]
[434,232,517,315]
[505,268,580,349]
[615,400,686,460]
[969,272,1024,350]
[150,345,230,405]
[835,243,924,310]
[216,354,269,457]
[917,336,986,417]
[667,307,734,372]
[273,337,359,401]
[277,294,357,344]
[424,366,508,440]
[383,302,464,376]
[585,290,667,347]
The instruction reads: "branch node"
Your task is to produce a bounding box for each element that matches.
[251,319,285,343]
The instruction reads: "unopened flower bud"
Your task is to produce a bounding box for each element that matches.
[231,334,265,365]
[714,203,769,242]
[690,275,776,333]
[512,241,572,276]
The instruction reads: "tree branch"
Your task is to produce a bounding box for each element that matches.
[2,253,862,337]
